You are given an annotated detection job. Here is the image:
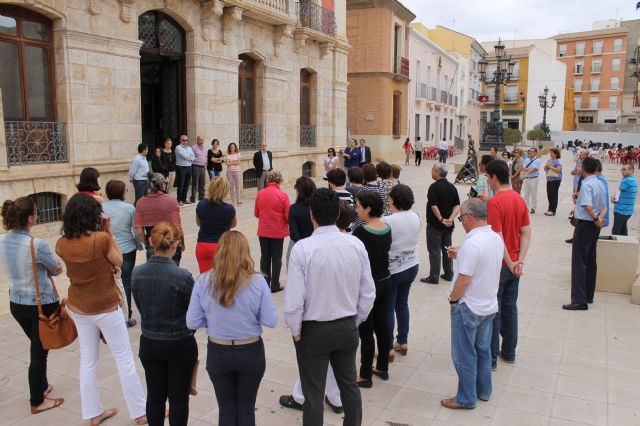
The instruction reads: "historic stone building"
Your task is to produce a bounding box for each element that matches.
[0,0,349,223]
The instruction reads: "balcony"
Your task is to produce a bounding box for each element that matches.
[239,124,262,151]
[454,96,458,107]
[440,90,448,104]
[296,1,335,37]
[394,57,409,77]
[5,121,67,166]
[416,83,428,99]
[448,94,453,105]
[431,87,437,101]
[300,124,316,147]
[224,0,292,25]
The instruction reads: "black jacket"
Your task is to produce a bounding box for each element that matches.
[253,150,273,172]
[359,146,372,164]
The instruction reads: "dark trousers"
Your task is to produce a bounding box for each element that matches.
[414,151,422,166]
[10,301,59,406]
[358,278,390,379]
[146,244,182,266]
[612,212,631,236]
[206,339,266,426]
[426,224,453,280]
[190,165,206,202]
[546,180,561,213]
[121,250,136,319]
[294,317,362,426]
[258,237,284,291]
[176,166,192,202]
[491,266,520,364]
[133,180,148,206]
[438,149,448,163]
[571,220,601,304]
[139,335,198,426]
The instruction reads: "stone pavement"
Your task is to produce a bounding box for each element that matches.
[1,152,639,426]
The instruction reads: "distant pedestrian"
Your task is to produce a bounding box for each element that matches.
[403,138,412,165]
[253,141,273,190]
[414,137,423,166]
[151,147,167,179]
[544,148,563,216]
[225,143,242,205]
[473,155,494,201]
[359,139,372,165]
[343,139,361,182]
[612,163,637,235]
[175,135,195,205]
[162,138,176,195]
[376,162,396,216]
[286,176,316,267]
[128,143,150,205]
[510,148,524,194]
[323,147,338,180]
[207,139,224,179]
[521,148,541,214]
[190,136,207,203]
[438,138,449,163]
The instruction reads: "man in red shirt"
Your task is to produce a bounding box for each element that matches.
[485,160,531,369]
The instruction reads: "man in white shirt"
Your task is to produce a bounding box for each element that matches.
[441,199,503,410]
[174,135,195,205]
[128,143,149,205]
[284,188,375,426]
[520,147,541,214]
[438,138,449,163]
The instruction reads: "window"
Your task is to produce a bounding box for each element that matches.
[589,96,599,109]
[427,65,431,89]
[0,6,55,121]
[504,85,518,102]
[392,91,401,138]
[609,96,618,108]
[393,24,401,72]
[612,58,621,72]
[611,77,619,90]
[443,118,447,140]
[300,69,316,147]
[575,61,584,74]
[591,59,601,73]
[576,41,585,56]
[592,40,603,54]
[613,38,622,52]
[574,78,583,92]
[590,77,600,91]
[302,161,313,177]
[426,114,431,140]
[30,192,62,224]
[238,54,256,124]
[578,116,594,123]
[415,60,421,91]
[510,61,520,78]
[415,114,420,138]
[559,44,567,57]
[243,169,258,189]
[574,97,582,109]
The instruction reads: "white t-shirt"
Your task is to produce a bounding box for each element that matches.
[438,140,449,150]
[381,211,420,274]
[450,225,503,316]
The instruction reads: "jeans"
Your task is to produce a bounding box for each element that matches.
[258,237,284,291]
[121,250,136,319]
[491,266,520,365]
[10,301,59,406]
[426,224,453,280]
[190,165,206,202]
[438,149,448,163]
[359,278,390,379]
[612,212,631,236]
[414,151,422,166]
[451,303,494,408]
[388,265,419,346]
[206,339,266,426]
[207,169,221,179]
[69,308,146,419]
[175,166,192,203]
[139,335,198,426]
[132,180,148,206]
[571,220,600,304]
[546,180,561,213]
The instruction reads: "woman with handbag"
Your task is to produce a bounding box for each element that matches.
[132,221,196,426]
[56,194,147,426]
[544,148,563,216]
[186,230,278,426]
[510,148,524,194]
[0,197,65,414]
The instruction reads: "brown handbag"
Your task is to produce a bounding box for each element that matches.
[31,238,78,350]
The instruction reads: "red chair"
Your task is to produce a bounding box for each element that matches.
[633,149,640,165]
[618,151,627,164]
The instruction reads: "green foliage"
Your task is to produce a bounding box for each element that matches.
[527,128,546,141]
[503,128,522,146]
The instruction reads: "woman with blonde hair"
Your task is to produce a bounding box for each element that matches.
[195,177,237,273]
[187,231,278,426]
[132,221,196,426]
[510,148,525,194]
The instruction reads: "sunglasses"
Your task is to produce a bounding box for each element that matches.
[457,213,470,222]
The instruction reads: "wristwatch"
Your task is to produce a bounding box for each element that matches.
[449,299,459,305]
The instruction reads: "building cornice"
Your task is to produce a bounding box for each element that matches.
[347,0,416,22]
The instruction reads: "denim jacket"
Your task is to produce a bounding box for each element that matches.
[132,256,195,340]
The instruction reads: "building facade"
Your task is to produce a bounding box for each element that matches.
[552,27,628,124]
[0,0,349,221]
[346,0,414,161]
[621,19,640,124]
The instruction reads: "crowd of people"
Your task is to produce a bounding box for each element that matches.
[0,135,637,426]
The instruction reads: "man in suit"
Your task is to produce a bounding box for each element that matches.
[359,139,372,165]
[253,141,273,190]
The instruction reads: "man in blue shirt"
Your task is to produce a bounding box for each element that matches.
[563,157,607,311]
[128,143,149,205]
[520,148,541,214]
[595,160,610,228]
[612,164,637,236]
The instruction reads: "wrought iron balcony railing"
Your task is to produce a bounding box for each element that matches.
[296,1,335,36]
[239,123,262,151]
[440,90,448,104]
[5,121,67,165]
[300,124,316,147]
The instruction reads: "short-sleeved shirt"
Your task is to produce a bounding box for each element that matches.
[487,190,530,263]
[574,175,607,221]
[546,159,562,181]
[475,174,494,200]
[523,157,541,178]
[102,199,137,253]
[615,175,638,216]
[427,178,460,230]
[381,211,420,274]
[196,201,236,243]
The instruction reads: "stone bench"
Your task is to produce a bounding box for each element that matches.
[595,235,639,295]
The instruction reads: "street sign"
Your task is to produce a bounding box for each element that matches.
[478,95,489,103]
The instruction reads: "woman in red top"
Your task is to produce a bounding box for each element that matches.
[254,171,290,293]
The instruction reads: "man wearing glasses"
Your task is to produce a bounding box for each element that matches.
[175,135,195,205]
[611,163,637,236]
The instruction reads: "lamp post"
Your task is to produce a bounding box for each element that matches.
[478,39,515,151]
[538,86,556,140]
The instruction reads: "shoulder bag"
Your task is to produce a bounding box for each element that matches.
[31,238,77,350]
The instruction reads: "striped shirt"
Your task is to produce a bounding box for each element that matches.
[284,225,376,336]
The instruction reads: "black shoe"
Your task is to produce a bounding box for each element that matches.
[126,318,137,328]
[357,379,372,388]
[279,395,303,411]
[183,200,193,205]
[565,238,573,243]
[324,396,343,414]
[587,299,593,304]
[562,303,588,311]
[491,363,497,371]
[271,287,284,294]
[372,370,389,380]
[530,209,535,214]
[499,353,515,363]
[190,197,196,203]
[420,277,439,285]
[440,274,453,282]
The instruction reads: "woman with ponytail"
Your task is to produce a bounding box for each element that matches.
[0,197,65,415]
[132,221,196,426]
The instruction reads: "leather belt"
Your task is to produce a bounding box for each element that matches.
[209,336,260,346]
[526,176,538,179]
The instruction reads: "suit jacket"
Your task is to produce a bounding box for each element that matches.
[253,150,273,172]
[359,146,372,164]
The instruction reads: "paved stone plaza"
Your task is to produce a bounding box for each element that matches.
[1,153,639,426]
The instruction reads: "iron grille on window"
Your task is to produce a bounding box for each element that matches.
[300,124,316,147]
[302,161,313,177]
[5,121,67,165]
[30,192,62,224]
[243,168,258,189]
[296,1,335,36]
[239,124,262,151]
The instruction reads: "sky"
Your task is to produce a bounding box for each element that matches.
[400,0,639,42]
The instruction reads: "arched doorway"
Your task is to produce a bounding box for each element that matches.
[138,11,185,151]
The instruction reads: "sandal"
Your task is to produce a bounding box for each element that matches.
[31,397,64,415]
[43,384,53,397]
[135,416,148,425]
[89,408,118,426]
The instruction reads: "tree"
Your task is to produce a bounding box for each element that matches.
[527,128,546,142]
[503,128,522,146]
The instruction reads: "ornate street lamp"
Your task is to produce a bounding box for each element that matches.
[538,86,556,140]
[478,39,515,151]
